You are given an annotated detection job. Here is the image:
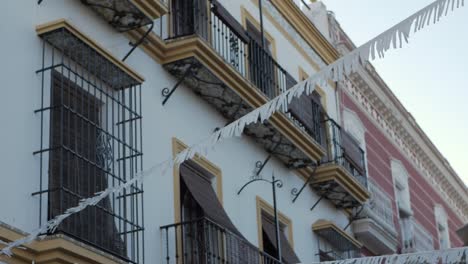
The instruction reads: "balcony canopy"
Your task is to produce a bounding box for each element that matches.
[81,0,168,31]
[36,19,144,89]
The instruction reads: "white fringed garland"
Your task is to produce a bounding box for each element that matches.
[312,247,467,264]
[0,0,464,259]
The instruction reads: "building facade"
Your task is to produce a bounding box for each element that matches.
[0,0,466,263]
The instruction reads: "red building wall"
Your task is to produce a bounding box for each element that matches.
[340,89,464,250]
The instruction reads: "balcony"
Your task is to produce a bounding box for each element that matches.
[81,0,168,31]
[313,219,362,261]
[353,181,398,254]
[130,0,325,169]
[309,120,370,209]
[160,217,281,264]
[401,218,434,253]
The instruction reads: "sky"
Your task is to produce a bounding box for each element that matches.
[319,0,468,186]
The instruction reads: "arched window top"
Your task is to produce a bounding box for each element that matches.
[343,108,366,147]
[391,159,410,189]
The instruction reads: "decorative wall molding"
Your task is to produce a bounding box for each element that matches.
[259,0,328,69]
[342,71,468,223]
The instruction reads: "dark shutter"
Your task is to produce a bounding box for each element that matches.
[289,91,323,144]
[211,0,249,43]
[341,131,365,174]
[49,71,125,257]
[172,0,208,39]
[180,161,243,237]
[285,73,298,90]
[262,215,301,264]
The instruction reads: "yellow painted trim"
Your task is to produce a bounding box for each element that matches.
[36,19,145,84]
[0,224,125,264]
[172,137,223,224]
[130,0,168,19]
[267,0,339,65]
[241,7,277,59]
[313,164,370,204]
[128,30,325,162]
[312,219,363,249]
[256,196,295,251]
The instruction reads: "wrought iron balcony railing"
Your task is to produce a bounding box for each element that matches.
[160,217,281,264]
[164,0,323,145]
[364,181,396,232]
[325,119,368,188]
[401,218,434,253]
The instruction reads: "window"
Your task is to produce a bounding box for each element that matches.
[261,213,301,263]
[391,160,412,217]
[257,197,300,264]
[342,108,367,178]
[171,0,208,39]
[176,160,266,263]
[288,90,324,145]
[35,23,144,263]
[312,219,362,261]
[435,204,451,249]
[48,71,125,256]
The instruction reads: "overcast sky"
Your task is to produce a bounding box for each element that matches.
[320,0,468,186]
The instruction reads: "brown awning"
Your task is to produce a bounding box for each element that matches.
[180,161,243,237]
[262,215,301,264]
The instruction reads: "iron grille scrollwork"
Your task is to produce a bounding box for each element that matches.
[33,27,144,264]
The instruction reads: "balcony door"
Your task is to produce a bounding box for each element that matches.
[171,0,208,40]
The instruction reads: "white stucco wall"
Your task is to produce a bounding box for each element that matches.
[0,1,350,263]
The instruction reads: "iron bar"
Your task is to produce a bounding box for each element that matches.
[310,196,324,211]
[238,173,283,263]
[161,63,196,105]
[344,205,365,231]
[291,162,318,203]
[122,22,154,62]
[255,155,272,176]
[35,28,144,263]
[259,0,265,48]
[272,174,282,262]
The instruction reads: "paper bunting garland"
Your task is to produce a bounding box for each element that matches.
[312,247,467,264]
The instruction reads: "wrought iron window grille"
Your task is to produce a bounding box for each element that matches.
[33,26,144,263]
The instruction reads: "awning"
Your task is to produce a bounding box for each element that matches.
[180,161,243,237]
[262,215,301,264]
[312,219,362,252]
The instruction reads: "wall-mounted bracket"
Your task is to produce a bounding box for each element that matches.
[162,63,197,106]
[310,196,324,211]
[122,22,154,62]
[290,162,318,203]
[255,155,272,177]
[344,205,365,230]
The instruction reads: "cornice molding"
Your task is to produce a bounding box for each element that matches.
[268,0,340,65]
